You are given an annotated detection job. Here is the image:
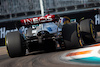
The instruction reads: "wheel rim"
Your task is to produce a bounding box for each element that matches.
[77,24,84,47]
[90,20,95,39]
[5,36,10,56]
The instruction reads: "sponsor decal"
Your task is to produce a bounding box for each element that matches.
[70,19,76,23]
[20,14,55,25]
[95,14,100,25]
[47,27,52,32]
[0,26,27,39]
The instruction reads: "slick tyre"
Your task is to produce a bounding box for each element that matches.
[80,19,96,44]
[62,23,83,49]
[26,28,32,36]
[5,31,26,58]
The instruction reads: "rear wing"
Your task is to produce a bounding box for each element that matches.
[0,14,59,28]
[20,14,58,26]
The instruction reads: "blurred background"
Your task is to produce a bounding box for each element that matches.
[0,0,100,19]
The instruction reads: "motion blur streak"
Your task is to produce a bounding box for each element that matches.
[66,50,92,57]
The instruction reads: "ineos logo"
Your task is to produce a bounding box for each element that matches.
[21,15,55,25]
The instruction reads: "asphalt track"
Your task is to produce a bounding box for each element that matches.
[0,32,100,67]
[1,49,100,67]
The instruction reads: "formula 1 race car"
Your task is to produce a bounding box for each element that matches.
[5,14,96,58]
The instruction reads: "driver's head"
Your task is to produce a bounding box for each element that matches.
[63,16,70,24]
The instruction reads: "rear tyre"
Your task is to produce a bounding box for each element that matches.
[80,19,96,44]
[5,31,26,58]
[62,23,83,49]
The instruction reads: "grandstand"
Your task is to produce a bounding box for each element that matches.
[0,0,100,19]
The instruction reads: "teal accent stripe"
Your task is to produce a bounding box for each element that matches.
[70,57,100,64]
[0,46,5,48]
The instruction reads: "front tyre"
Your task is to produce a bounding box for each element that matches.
[80,19,96,44]
[5,31,26,58]
[62,23,83,49]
